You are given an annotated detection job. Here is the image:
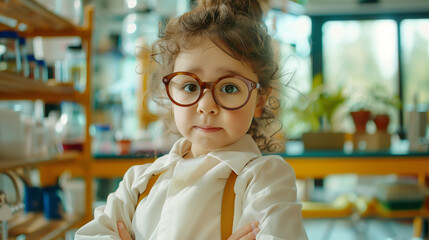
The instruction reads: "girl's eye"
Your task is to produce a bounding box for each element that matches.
[221,84,239,94]
[183,83,199,93]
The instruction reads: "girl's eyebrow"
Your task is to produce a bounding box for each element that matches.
[175,67,249,79]
[216,68,256,81]
[206,68,249,78]
[217,68,245,77]
[181,67,203,75]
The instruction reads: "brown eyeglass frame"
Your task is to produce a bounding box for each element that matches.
[162,71,261,110]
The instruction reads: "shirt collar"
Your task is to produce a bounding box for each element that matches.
[146,134,261,176]
[134,138,189,188]
[146,137,191,172]
[208,134,261,175]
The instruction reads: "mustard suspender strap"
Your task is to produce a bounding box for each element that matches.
[136,172,163,209]
[136,170,238,240]
[221,171,238,240]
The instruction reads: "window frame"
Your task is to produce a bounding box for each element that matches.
[310,11,429,137]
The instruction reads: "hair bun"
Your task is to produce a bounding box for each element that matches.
[197,0,269,22]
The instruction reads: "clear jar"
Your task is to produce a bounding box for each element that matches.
[0,31,22,73]
[45,111,62,156]
[63,44,86,92]
[54,59,63,82]
[32,100,48,157]
[57,102,85,152]
[18,37,29,77]
[91,124,116,155]
[36,59,48,82]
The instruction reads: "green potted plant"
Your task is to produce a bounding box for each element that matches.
[348,84,402,152]
[286,74,348,150]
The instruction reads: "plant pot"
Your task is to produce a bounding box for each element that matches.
[117,139,132,155]
[374,114,390,132]
[350,110,371,133]
[302,132,345,151]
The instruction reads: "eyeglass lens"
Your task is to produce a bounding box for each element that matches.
[168,74,251,109]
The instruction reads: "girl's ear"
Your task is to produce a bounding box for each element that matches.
[254,87,272,117]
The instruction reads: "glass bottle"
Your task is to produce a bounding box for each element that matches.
[32,100,48,157]
[18,37,29,77]
[45,111,63,156]
[27,54,39,80]
[36,59,48,82]
[63,44,86,92]
[0,31,22,73]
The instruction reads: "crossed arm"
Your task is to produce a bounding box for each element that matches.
[116,221,260,240]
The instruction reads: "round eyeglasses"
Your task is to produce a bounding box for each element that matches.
[163,72,261,110]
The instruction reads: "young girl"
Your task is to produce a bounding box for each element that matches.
[76,0,307,239]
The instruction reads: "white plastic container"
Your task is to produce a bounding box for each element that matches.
[92,124,116,155]
[0,109,26,159]
[62,178,85,216]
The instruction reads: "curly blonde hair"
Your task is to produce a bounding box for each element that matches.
[149,0,284,152]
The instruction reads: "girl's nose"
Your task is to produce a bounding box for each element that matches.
[196,89,219,115]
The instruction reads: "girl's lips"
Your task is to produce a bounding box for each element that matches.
[195,126,222,132]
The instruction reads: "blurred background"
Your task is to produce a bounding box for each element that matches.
[1,0,429,239]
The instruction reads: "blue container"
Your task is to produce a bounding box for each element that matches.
[24,185,43,213]
[43,186,63,219]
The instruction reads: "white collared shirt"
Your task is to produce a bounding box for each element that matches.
[76,135,308,240]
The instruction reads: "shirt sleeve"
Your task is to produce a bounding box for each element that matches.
[235,156,308,240]
[75,164,151,240]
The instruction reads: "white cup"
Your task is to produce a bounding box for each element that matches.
[62,179,85,216]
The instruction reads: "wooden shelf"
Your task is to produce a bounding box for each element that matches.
[90,153,429,179]
[0,0,73,31]
[92,158,154,178]
[0,151,81,172]
[0,2,94,239]
[0,0,91,38]
[0,72,87,103]
[302,199,354,219]
[287,155,429,179]
[7,211,81,240]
